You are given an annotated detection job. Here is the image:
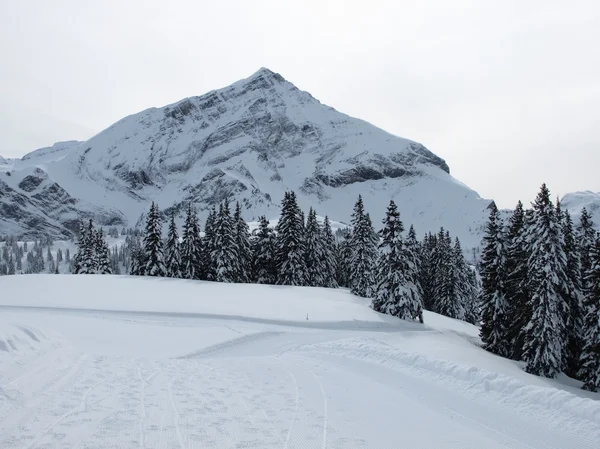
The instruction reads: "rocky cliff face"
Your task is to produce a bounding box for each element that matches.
[0,68,495,249]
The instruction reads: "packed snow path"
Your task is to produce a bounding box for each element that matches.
[1,276,599,448]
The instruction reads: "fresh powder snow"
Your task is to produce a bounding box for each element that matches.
[1,275,598,448]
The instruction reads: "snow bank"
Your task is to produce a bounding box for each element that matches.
[300,337,600,437]
[0,275,404,327]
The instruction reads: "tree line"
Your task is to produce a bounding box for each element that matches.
[109,192,478,326]
[479,183,600,391]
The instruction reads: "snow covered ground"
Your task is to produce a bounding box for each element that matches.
[1,276,599,448]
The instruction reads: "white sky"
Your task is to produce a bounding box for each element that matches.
[1,0,598,208]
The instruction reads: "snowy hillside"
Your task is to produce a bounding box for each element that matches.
[0,275,598,448]
[561,191,600,225]
[0,68,495,250]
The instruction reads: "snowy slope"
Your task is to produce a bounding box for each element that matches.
[0,68,494,250]
[561,191,600,227]
[0,275,598,448]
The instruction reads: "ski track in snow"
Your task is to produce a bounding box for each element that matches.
[1,307,600,449]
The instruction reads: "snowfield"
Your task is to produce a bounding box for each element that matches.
[1,276,599,448]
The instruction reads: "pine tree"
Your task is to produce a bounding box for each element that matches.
[522,184,569,377]
[276,192,307,286]
[76,219,96,274]
[304,208,326,287]
[433,229,464,319]
[16,252,22,273]
[321,216,338,288]
[504,201,531,360]
[479,204,509,356]
[419,233,438,311]
[253,216,277,284]
[7,254,15,275]
[181,204,202,280]
[164,211,182,278]
[142,202,166,276]
[233,202,252,283]
[334,228,352,288]
[561,209,584,377]
[454,238,478,323]
[202,206,217,281]
[95,229,112,274]
[372,200,421,320]
[579,233,600,391]
[349,196,378,297]
[577,208,596,292]
[56,248,63,264]
[129,236,145,275]
[212,201,239,283]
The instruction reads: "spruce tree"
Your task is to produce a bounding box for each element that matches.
[8,254,15,275]
[142,202,166,277]
[276,192,307,286]
[372,200,421,320]
[95,229,112,274]
[434,229,464,319]
[334,228,352,288]
[164,211,182,278]
[304,208,326,287]
[479,204,509,357]
[76,219,96,274]
[419,232,438,311]
[561,209,584,377]
[504,201,531,360]
[522,184,569,377]
[321,216,339,288]
[233,202,252,283]
[203,206,217,281]
[349,196,378,297]
[577,208,596,292]
[579,233,600,391]
[253,216,277,284]
[181,204,202,280]
[212,201,239,283]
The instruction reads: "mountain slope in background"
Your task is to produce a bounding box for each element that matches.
[2,68,593,249]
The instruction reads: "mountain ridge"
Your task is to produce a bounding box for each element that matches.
[0,68,519,249]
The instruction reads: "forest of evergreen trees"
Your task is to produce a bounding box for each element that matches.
[478,183,600,391]
[104,192,480,327]
[3,184,598,390]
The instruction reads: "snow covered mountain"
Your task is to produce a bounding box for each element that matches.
[561,191,600,226]
[1,68,496,248]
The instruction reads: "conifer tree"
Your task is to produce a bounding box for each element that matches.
[504,201,531,360]
[16,253,22,273]
[95,229,112,274]
[164,211,182,278]
[561,209,584,377]
[212,201,239,283]
[321,216,339,288]
[434,229,464,319]
[181,204,202,280]
[56,248,63,264]
[233,202,252,283]
[142,202,166,276]
[253,216,277,284]
[479,204,509,356]
[76,219,96,274]
[577,208,596,292]
[334,228,352,288]
[522,184,569,377]
[579,233,600,391]
[419,232,438,311]
[8,254,15,275]
[304,208,327,287]
[372,200,421,320]
[276,192,307,286]
[203,206,217,281]
[349,196,378,297]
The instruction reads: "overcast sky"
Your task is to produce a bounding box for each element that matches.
[1,0,598,208]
